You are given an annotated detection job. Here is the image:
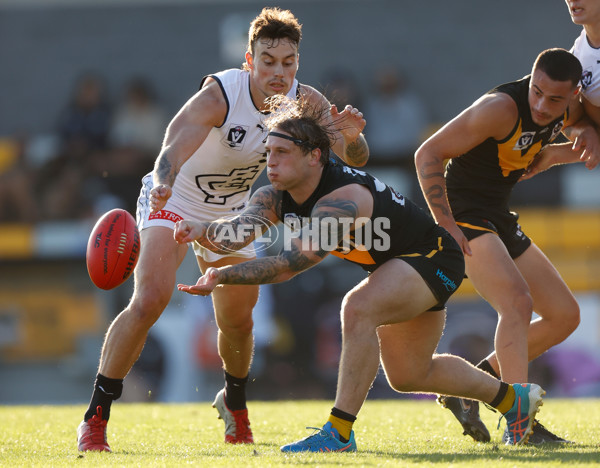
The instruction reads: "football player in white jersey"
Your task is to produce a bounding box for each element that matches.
[524,0,600,177]
[77,7,368,452]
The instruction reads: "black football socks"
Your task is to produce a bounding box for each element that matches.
[84,373,123,422]
[224,371,248,411]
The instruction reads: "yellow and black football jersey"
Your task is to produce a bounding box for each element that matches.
[277,159,446,272]
[446,76,566,214]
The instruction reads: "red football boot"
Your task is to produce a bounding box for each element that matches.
[212,389,254,444]
[77,406,111,452]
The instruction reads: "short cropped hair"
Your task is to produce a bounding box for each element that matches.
[245,7,302,58]
[533,48,582,87]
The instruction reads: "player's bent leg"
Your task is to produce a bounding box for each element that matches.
[515,243,580,361]
[465,234,533,383]
[379,313,493,443]
[335,259,438,416]
[99,227,188,377]
[198,255,258,444]
[78,227,188,452]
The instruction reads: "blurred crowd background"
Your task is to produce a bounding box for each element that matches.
[1,0,599,405]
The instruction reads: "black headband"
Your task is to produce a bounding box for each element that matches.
[268,131,317,151]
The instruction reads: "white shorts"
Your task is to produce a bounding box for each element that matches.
[136,173,257,263]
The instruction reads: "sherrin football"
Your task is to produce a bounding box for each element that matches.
[86,208,141,290]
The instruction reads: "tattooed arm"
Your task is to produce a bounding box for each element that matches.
[174,186,281,253]
[414,93,518,255]
[149,78,227,212]
[177,187,364,295]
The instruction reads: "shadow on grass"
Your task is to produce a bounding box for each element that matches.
[358,444,600,464]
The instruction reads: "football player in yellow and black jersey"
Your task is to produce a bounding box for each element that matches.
[524,0,600,177]
[416,48,600,444]
[174,96,546,451]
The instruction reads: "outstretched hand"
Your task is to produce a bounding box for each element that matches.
[177,267,220,296]
[330,104,366,142]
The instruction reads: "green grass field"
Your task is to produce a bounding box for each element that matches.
[1,398,599,467]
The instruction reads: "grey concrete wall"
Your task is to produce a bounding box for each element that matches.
[0,0,581,136]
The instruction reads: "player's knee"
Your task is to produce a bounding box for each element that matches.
[386,371,422,392]
[340,296,372,335]
[501,290,533,324]
[557,299,580,340]
[219,316,254,338]
[128,287,171,326]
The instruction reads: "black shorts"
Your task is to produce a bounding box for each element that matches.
[397,231,465,311]
[455,211,531,259]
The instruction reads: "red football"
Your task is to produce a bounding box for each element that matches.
[86,208,141,290]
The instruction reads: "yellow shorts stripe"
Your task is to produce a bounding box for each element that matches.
[456,222,496,234]
[399,236,444,259]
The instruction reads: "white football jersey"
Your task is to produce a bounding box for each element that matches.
[172,68,299,214]
[571,29,600,106]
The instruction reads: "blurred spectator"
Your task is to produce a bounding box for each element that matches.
[364,66,430,168]
[0,136,39,223]
[320,69,363,114]
[38,72,112,220]
[105,77,168,212]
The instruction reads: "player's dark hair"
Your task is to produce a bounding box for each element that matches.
[534,48,582,87]
[245,7,302,61]
[264,96,334,165]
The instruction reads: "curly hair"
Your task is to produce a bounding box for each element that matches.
[243,7,302,70]
[264,95,336,165]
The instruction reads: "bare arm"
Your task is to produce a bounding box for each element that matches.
[302,85,369,167]
[414,93,517,255]
[177,188,363,295]
[150,78,227,212]
[174,186,281,253]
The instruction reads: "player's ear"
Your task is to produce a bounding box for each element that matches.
[309,148,321,165]
[245,52,254,70]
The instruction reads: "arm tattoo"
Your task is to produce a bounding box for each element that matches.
[155,151,177,186]
[197,187,280,254]
[424,185,449,216]
[311,198,359,257]
[214,196,357,285]
[418,160,449,216]
[345,135,369,166]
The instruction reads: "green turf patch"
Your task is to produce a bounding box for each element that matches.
[0,399,598,467]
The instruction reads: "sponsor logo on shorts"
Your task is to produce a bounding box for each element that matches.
[436,268,457,292]
[149,210,184,223]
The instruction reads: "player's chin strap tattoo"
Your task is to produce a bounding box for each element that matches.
[268,131,318,151]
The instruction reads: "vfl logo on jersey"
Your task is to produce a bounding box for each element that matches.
[221,124,249,150]
[196,166,261,205]
[549,121,564,142]
[513,131,536,151]
[581,69,593,89]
